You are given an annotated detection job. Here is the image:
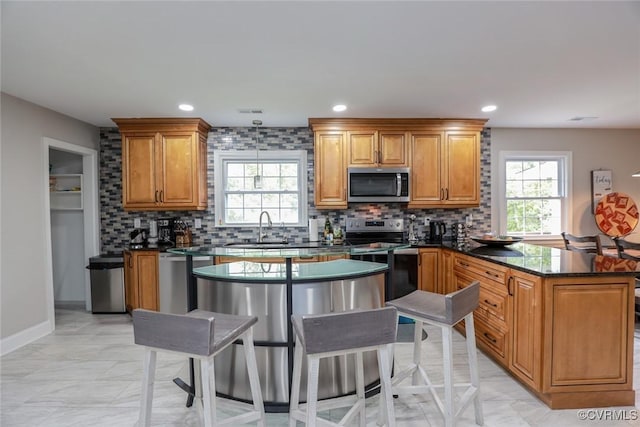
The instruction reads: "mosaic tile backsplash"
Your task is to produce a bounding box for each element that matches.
[99,127,491,252]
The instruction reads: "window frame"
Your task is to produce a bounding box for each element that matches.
[498,151,572,240]
[214,150,308,227]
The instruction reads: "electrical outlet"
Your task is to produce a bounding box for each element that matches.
[194,218,202,229]
[134,218,141,228]
[424,217,431,226]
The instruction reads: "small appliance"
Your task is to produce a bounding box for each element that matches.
[428,221,447,242]
[129,228,149,248]
[347,167,410,203]
[157,217,177,245]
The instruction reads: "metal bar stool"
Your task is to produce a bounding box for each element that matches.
[289,307,398,427]
[385,282,483,427]
[132,309,266,427]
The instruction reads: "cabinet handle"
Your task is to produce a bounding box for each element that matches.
[445,188,449,200]
[483,332,498,344]
[160,190,164,202]
[441,188,444,200]
[484,299,498,308]
[459,261,469,267]
[485,271,499,278]
[154,190,159,203]
[128,255,132,268]
[507,276,514,296]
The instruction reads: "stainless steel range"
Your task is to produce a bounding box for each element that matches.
[346,218,418,300]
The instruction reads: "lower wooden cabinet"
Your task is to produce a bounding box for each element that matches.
[418,248,439,293]
[124,250,159,312]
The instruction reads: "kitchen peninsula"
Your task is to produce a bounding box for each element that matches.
[168,243,407,411]
[438,241,639,410]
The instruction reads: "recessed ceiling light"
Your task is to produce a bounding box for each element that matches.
[568,116,598,121]
[333,104,347,112]
[178,104,194,112]
[481,105,497,112]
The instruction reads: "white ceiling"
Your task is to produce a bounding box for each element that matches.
[2,1,639,129]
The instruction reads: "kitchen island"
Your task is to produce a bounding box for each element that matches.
[168,243,407,412]
[439,241,639,409]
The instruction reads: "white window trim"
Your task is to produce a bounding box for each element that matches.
[214,150,308,227]
[498,151,572,240]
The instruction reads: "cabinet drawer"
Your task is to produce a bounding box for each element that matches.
[474,317,507,360]
[479,285,508,322]
[454,255,507,288]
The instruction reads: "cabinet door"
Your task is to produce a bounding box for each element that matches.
[135,251,159,311]
[444,131,480,204]
[418,249,439,293]
[347,131,377,166]
[158,132,198,207]
[440,249,454,295]
[122,133,158,207]
[408,132,443,206]
[509,270,542,389]
[378,132,407,166]
[314,132,347,209]
[123,251,137,313]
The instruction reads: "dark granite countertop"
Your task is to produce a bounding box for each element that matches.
[439,241,640,278]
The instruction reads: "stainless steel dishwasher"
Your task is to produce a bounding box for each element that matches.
[158,253,212,314]
[87,254,125,313]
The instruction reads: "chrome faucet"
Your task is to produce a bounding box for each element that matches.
[258,211,272,243]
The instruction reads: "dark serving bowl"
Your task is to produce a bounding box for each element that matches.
[469,236,523,247]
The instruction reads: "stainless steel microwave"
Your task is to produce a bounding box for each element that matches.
[347,167,410,202]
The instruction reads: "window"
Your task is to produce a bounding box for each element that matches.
[214,150,308,226]
[499,151,571,238]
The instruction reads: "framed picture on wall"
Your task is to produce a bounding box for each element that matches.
[591,170,612,214]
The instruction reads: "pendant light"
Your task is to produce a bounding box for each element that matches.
[633,171,640,177]
[252,120,263,189]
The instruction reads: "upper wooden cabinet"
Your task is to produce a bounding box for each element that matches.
[347,130,407,167]
[309,118,486,209]
[113,118,211,211]
[409,130,482,208]
[313,130,348,209]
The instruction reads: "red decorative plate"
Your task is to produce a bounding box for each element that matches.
[594,192,639,237]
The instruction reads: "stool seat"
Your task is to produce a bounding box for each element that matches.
[133,309,266,427]
[386,283,483,427]
[289,307,398,427]
[385,286,477,326]
[134,309,257,356]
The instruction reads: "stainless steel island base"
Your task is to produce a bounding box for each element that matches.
[194,262,386,410]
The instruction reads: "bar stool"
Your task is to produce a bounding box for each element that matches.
[386,282,483,427]
[289,307,398,427]
[132,309,266,427]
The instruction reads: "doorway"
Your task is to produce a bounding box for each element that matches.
[43,138,99,326]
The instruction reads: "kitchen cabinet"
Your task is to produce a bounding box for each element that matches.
[453,253,510,365]
[309,118,486,210]
[313,131,348,209]
[409,130,481,208]
[508,269,542,390]
[113,118,211,211]
[418,248,440,293]
[440,249,455,294]
[49,174,83,210]
[347,130,407,167]
[124,250,159,312]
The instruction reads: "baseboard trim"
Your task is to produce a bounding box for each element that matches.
[0,320,53,356]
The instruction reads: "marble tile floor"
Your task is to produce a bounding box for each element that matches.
[1,308,639,427]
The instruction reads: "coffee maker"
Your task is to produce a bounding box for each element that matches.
[427,221,447,242]
[157,217,177,245]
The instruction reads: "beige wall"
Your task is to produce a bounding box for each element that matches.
[491,128,640,245]
[0,93,99,340]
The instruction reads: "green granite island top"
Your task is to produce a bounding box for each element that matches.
[192,259,388,283]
